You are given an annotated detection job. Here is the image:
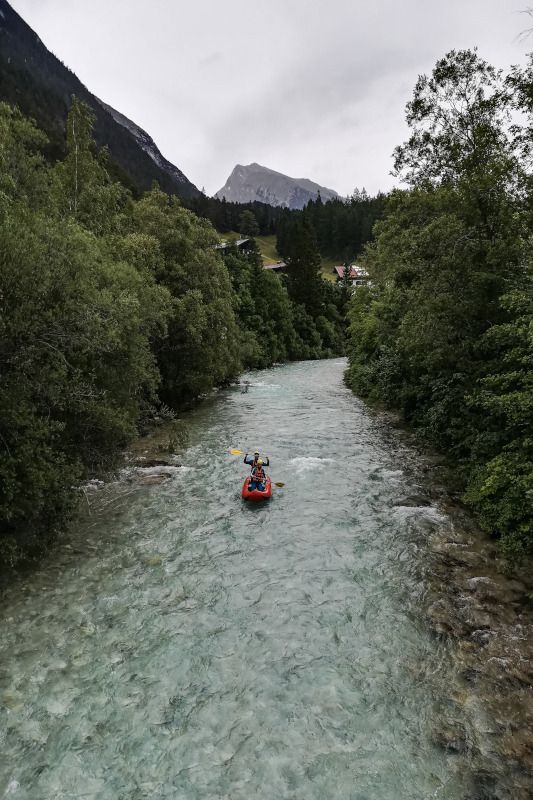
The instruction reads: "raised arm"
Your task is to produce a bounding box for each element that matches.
[243,454,254,465]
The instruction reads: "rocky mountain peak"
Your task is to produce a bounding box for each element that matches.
[215,163,338,210]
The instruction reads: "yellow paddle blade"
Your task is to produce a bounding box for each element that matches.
[274,482,285,488]
[230,448,243,455]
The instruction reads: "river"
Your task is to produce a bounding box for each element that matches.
[0,359,528,799]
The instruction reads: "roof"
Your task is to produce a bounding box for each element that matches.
[333,265,369,279]
[214,238,251,250]
[263,261,286,271]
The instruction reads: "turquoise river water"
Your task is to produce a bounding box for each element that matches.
[0,359,501,799]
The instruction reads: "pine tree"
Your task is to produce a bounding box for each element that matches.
[239,209,260,238]
[283,217,324,318]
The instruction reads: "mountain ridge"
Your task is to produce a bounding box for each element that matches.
[0,0,199,198]
[97,99,193,189]
[215,163,339,209]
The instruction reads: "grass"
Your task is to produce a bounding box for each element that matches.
[216,230,340,281]
[253,236,339,278]
[216,231,280,265]
[255,235,279,265]
[217,230,241,243]
[320,256,339,283]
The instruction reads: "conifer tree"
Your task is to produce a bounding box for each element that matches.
[239,209,260,238]
[281,217,323,318]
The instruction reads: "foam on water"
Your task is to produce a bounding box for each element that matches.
[288,456,335,473]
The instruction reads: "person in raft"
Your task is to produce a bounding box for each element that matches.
[248,459,267,492]
[243,451,270,470]
[244,452,269,491]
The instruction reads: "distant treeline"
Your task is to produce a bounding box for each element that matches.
[278,192,387,263]
[346,50,533,559]
[0,100,346,567]
[189,189,386,267]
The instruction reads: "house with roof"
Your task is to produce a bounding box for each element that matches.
[214,238,252,253]
[263,261,287,273]
[333,265,370,287]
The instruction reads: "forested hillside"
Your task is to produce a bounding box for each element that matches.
[0,100,345,567]
[345,50,533,558]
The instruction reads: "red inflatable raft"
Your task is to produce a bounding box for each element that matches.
[242,476,272,502]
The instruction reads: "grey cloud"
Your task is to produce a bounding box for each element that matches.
[198,51,224,70]
[212,44,427,153]
[10,0,530,196]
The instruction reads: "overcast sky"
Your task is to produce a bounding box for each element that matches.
[10,0,532,196]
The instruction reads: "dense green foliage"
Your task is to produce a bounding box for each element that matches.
[345,50,533,558]
[301,191,386,262]
[238,210,260,238]
[190,190,386,263]
[189,193,283,235]
[224,239,344,367]
[275,192,386,267]
[0,102,170,564]
[0,99,346,566]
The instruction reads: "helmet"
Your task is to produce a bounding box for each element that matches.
[254,451,260,456]
[257,458,264,466]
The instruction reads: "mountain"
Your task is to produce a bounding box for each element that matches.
[215,163,339,209]
[0,0,199,198]
[96,99,196,193]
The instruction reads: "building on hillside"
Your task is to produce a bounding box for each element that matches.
[214,238,251,253]
[333,265,370,287]
[263,261,287,273]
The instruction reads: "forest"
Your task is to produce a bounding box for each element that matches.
[345,50,533,559]
[0,99,347,567]
[190,189,386,265]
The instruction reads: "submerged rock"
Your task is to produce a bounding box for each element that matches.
[138,473,171,485]
[132,458,174,468]
[431,723,468,753]
[142,554,163,567]
[392,493,431,507]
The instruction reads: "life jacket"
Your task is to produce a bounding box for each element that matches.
[251,465,265,481]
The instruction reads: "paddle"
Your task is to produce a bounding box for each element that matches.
[229,449,284,487]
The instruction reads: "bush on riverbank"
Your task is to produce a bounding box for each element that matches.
[345,50,533,558]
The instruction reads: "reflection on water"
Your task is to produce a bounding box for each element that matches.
[0,359,511,799]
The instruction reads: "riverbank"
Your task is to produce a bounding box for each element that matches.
[398,450,533,798]
[426,517,533,798]
[357,409,533,797]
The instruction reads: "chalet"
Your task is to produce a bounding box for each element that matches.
[333,265,370,287]
[263,261,287,273]
[214,238,252,253]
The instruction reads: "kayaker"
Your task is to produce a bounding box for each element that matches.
[249,459,267,492]
[244,451,270,470]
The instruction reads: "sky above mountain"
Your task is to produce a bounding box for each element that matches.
[10,0,531,197]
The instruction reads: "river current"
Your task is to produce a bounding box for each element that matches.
[0,359,502,799]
